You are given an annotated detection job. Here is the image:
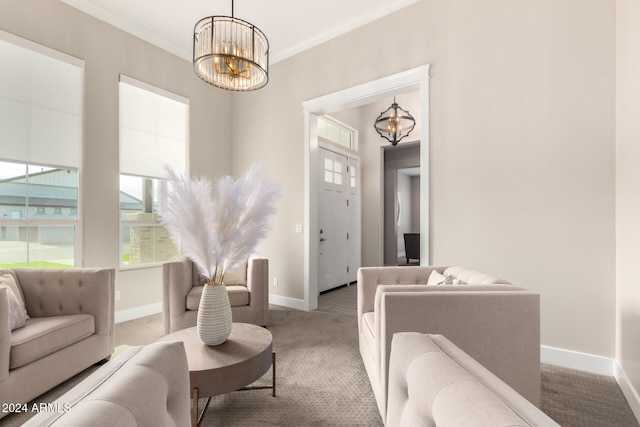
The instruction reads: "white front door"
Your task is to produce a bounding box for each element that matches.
[318,147,349,293]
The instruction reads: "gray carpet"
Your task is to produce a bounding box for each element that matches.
[541,363,638,426]
[197,307,381,426]
[2,306,638,426]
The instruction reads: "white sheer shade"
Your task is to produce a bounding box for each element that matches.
[0,33,83,168]
[119,76,188,178]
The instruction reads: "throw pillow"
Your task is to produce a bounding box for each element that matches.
[437,276,462,286]
[1,284,26,331]
[0,273,29,320]
[438,276,454,285]
[427,270,446,286]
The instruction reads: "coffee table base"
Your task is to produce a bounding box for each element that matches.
[192,351,277,426]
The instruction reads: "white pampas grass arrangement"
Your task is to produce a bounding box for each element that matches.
[160,164,281,286]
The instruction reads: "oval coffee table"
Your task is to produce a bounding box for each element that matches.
[158,323,276,426]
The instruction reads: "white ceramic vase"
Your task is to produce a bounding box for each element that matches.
[197,284,232,346]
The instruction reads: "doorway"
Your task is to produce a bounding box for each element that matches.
[383,143,420,265]
[318,146,360,292]
[302,65,431,311]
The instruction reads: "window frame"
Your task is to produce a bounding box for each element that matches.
[0,30,84,269]
[118,76,189,270]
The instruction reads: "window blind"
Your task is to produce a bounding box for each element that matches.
[0,30,83,168]
[119,75,188,178]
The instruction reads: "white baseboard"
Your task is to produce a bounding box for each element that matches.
[115,295,307,323]
[541,345,614,376]
[269,294,307,311]
[615,361,640,422]
[115,302,162,324]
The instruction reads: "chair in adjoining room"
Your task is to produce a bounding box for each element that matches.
[162,255,269,334]
[403,233,420,264]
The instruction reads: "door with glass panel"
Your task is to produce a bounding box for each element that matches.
[318,148,348,293]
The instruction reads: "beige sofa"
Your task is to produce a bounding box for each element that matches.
[387,333,559,426]
[357,265,540,420]
[0,268,115,419]
[163,255,269,333]
[23,341,190,426]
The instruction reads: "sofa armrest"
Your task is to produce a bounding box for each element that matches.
[0,288,9,382]
[357,266,445,332]
[15,268,115,339]
[375,285,541,409]
[387,333,557,427]
[247,256,268,309]
[162,256,195,334]
[23,340,191,427]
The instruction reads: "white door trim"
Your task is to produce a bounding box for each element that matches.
[302,65,431,311]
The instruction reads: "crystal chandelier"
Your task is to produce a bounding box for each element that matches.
[193,0,269,91]
[373,98,416,146]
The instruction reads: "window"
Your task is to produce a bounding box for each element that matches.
[0,161,79,268]
[119,76,188,268]
[0,31,83,268]
[350,164,357,188]
[318,116,354,150]
[324,158,344,185]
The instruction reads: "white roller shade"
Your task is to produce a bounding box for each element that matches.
[0,31,83,168]
[119,76,188,178]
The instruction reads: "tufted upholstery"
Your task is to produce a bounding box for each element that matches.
[23,341,190,427]
[163,255,269,333]
[0,268,115,419]
[387,333,559,426]
[357,265,540,422]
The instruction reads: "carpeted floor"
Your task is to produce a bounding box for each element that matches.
[541,363,638,426]
[2,299,639,426]
[197,307,381,426]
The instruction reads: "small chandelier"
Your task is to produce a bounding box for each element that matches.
[373,98,416,146]
[193,0,269,91]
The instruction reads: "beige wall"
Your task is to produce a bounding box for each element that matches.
[232,0,616,357]
[616,0,640,399]
[0,0,232,312]
[0,0,623,365]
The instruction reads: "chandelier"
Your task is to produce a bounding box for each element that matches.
[193,0,269,91]
[373,98,416,146]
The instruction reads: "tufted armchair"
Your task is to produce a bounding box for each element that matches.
[163,255,269,334]
[0,268,115,418]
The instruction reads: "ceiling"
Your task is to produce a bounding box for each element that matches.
[60,0,420,64]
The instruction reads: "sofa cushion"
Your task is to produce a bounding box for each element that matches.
[224,262,248,286]
[10,314,95,369]
[190,261,248,287]
[226,285,250,306]
[186,285,249,310]
[0,271,29,320]
[1,284,26,331]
